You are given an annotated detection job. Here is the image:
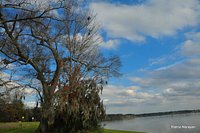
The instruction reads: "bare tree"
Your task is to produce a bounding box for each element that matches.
[0,0,121,132]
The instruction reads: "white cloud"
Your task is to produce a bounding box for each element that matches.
[24,101,37,108]
[119,57,200,113]
[181,40,200,56]
[93,34,120,49]
[185,32,200,41]
[99,39,120,50]
[149,57,167,66]
[102,85,163,113]
[28,0,61,9]
[23,88,37,95]
[181,32,200,57]
[90,0,200,42]
[99,37,120,50]
[130,58,200,97]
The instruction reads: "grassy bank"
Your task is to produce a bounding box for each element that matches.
[0,122,143,133]
[0,122,39,133]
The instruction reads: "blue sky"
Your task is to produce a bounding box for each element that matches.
[89,0,200,114]
[2,0,200,114]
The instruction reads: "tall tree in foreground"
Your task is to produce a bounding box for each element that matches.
[0,0,121,132]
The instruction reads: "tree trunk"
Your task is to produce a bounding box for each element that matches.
[36,86,54,133]
[36,117,48,133]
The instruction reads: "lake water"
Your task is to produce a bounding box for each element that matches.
[102,113,200,133]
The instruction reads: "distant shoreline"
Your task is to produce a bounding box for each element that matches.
[104,109,200,121]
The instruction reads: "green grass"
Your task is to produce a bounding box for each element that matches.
[0,122,39,133]
[0,122,143,133]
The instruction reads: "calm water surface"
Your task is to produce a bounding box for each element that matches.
[103,113,200,133]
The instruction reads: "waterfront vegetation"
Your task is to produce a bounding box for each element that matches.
[0,122,143,133]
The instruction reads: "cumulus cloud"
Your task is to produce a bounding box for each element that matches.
[102,85,163,113]
[90,0,200,41]
[93,34,120,49]
[97,35,120,50]
[89,0,200,113]
[181,32,200,57]
[130,58,200,98]
[108,57,200,113]
[100,58,200,113]
[99,39,120,50]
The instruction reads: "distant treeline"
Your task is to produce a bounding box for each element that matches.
[0,98,41,122]
[104,109,200,121]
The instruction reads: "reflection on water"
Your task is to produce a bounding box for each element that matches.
[102,113,200,133]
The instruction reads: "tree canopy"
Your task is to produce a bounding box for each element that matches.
[0,0,121,132]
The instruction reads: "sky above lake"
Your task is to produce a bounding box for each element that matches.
[14,0,200,114]
[88,0,200,114]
